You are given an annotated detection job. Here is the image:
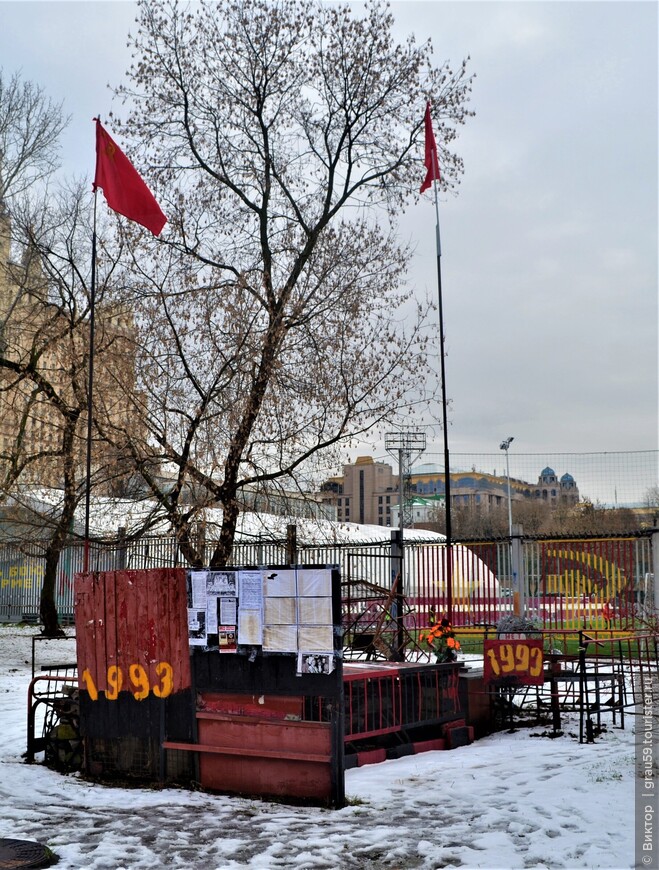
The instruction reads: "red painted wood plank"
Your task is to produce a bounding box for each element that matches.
[163,741,330,763]
[92,573,108,691]
[75,569,191,698]
[199,693,303,719]
[166,569,191,692]
[196,716,331,756]
[199,754,332,799]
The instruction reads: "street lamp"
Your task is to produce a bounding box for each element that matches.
[499,437,514,539]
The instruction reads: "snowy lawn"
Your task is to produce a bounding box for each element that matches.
[0,626,634,869]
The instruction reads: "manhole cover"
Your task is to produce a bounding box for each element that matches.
[0,839,53,869]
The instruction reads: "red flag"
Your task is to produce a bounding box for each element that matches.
[420,102,440,193]
[93,119,167,236]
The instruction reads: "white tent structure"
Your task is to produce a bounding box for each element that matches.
[6,489,500,613]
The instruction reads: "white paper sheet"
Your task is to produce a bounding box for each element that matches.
[298,625,333,652]
[239,570,264,608]
[188,608,207,645]
[297,597,332,625]
[190,571,208,608]
[297,568,332,597]
[238,609,263,645]
[263,624,298,652]
[206,597,219,634]
[220,597,237,624]
[263,597,297,625]
[262,569,297,597]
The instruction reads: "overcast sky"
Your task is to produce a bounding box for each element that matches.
[0,0,657,497]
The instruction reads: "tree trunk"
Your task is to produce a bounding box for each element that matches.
[40,544,65,637]
[176,524,204,568]
[209,498,239,568]
[39,411,79,637]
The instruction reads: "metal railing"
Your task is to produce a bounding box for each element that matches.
[0,530,655,631]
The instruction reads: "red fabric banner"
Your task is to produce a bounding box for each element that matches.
[420,101,440,194]
[93,119,167,236]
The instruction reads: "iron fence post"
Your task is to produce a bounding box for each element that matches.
[652,528,659,615]
[511,523,524,618]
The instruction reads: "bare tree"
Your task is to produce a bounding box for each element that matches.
[0,179,147,634]
[107,0,475,565]
[0,70,69,201]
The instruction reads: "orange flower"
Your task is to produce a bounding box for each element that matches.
[446,637,457,648]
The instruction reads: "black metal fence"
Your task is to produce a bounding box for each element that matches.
[0,530,655,630]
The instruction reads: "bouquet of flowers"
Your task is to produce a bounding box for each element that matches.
[420,618,461,662]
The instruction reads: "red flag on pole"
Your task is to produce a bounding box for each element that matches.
[420,102,440,193]
[93,119,167,236]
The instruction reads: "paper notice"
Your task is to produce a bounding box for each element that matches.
[263,624,298,652]
[206,597,219,634]
[262,569,297,597]
[218,626,237,653]
[297,568,332,597]
[207,571,237,597]
[263,597,297,625]
[238,608,263,645]
[188,608,207,646]
[220,596,237,624]
[190,571,208,608]
[239,570,263,608]
[297,597,332,625]
[298,625,333,652]
[297,652,335,674]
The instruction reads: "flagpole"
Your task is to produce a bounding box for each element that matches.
[431,153,453,624]
[83,187,98,573]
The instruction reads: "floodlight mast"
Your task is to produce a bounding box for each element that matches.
[385,431,426,532]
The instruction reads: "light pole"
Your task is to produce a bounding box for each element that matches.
[500,437,514,539]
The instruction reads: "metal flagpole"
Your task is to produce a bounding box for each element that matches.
[83,188,98,573]
[431,153,453,623]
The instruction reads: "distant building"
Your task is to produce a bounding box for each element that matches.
[319,458,581,527]
[390,495,445,528]
[534,467,580,505]
[318,455,398,525]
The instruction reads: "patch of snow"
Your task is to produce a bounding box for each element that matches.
[0,625,635,869]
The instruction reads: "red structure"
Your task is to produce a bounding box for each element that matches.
[73,568,471,807]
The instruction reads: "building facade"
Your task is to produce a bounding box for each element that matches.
[0,199,140,491]
[319,458,580,527]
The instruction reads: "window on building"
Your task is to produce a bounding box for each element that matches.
[385,496,390,504]
[378,496,383,504]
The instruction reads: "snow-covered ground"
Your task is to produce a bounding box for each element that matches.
[0,626,635,869]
